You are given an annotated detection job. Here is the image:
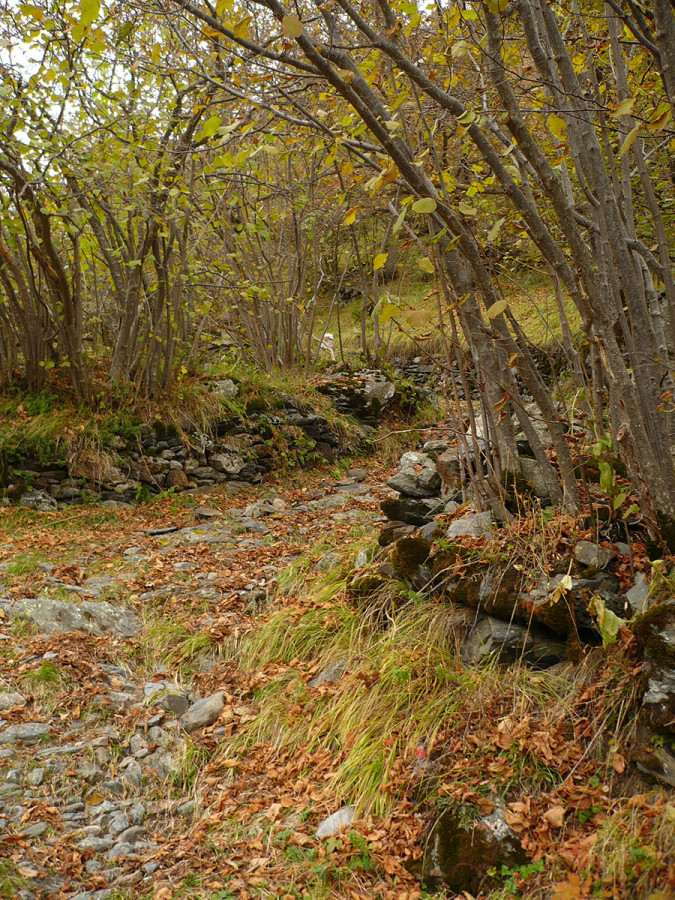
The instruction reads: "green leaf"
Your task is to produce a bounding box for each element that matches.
[458,109,476,126]
[412,198,437,214]
[282,15,304,37]
[613,492,628,510]
[393,209,406,235]
[373,252,388,271]
[486,299,507,319]
[599,460,615,494]
[589,596,624,646]
[79,0,100,27]
[612,97,635,118]
[620,124,640,156]
[487,218,504,242]
[417,257,435,274]
[201,116,221,138]
[458,201,477,216]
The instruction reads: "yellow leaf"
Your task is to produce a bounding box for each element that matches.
[458,109,475,126]
[547,114,568,140]
[620,124,640,155]
[412,197,437,214]
[488,218,505,242]
[486,299,507,319]
[612,97,635,118]
[233,15,251,38]
[373,252,388,271]
[417,257,435,274]
[282,14,304,38]
[343,207,357,226]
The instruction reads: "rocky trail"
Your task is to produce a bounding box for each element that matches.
[0,434,674,900]
[0,459,422,900]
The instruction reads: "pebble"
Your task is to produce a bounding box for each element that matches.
[107,841,135,860]
[23,821,48,837]
[77,836,114,852]
[130,801,146,825]
[27,767,44,786]
[124,760,143,788]
[108,811,130,835]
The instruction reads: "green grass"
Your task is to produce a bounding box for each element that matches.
[5,552,43,577]
[0,860,27,899]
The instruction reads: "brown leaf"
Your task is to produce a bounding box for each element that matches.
[543,805,565,829]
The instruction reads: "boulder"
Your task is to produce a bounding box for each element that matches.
[436,448,462,495]
[632,600,675,735]
[210,451,246,476]
[181,691,225,732]
[316,805,356,838]
[411,805,527,894]
[625,572,650,616]
[446,511,493,540]
[380,497,443,526]
[210,379,239,400]
[0,597,142,638]
[378,522,416,547]
[461,616,566,668]
[165,469,189,491]
[387,452,441,499]
[574,541,616,570]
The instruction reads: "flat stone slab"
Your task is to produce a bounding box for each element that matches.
[0,597,142,638]
[317,805,355,838]
[0,722,51,745]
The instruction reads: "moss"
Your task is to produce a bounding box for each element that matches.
[390,536,431,580]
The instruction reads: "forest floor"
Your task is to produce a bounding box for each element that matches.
[0,436,673,900]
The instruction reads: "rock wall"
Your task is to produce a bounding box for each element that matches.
[3,395,349,509]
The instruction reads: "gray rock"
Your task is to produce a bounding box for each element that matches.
[143,862,160,876]
[387,452,441,499]
[0,597,141,638]
[0,722,50,745]
[574,541,616,570]
[117,825,146,843]
[27,767,44,786]
[210,378,239,400]
[316,805,356,838]
[0,691,26,711]
[23,821,48,837]
[210,451,246,475]
[77,836,114,852]
[158,693,191,716]
[123,759,143,788]
[626,573,650,616]
[19,489,57,511]
[177,799,197,817]
[180,691,225,732]
[461,617,565,668]
[108,812,130,836]
[315,552,342,574]
[107,841,135,860]
[310,659,347,688]
[446,511,493,540]
[518,457,552,499]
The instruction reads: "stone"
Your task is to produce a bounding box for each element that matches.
[210,378,239,400]
[210,451,246,476]
[387,452,441,499]
[0,691,26,711]
[194,507,222,519]
[19,489,57,511]
[107,841,135,860]
[165,469,189,491]
[178,799,197,817]
[158,693,191,716]
[518,457,552,499]
[0,722,51,745]
[461,617,566,668]
[130,802,146,825]
[23,821,48,837]
[315,552,342,574]
[77,836,114,852]
[0,597,141,638]
[317,370,395,424]
[123,759,143,788]
[436,448,461,495]
[348,468,369,482]
[412,804,526,894]
[446,511,493,540]
[378,522,416,547]
[27,767,44,786]
[574,541,616,570]
[180,691,225,732]
[626,572,650,616]
[316,805,356,838]
[310,659,347,688]
[380,497,442,526]
[632,600,675,735]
